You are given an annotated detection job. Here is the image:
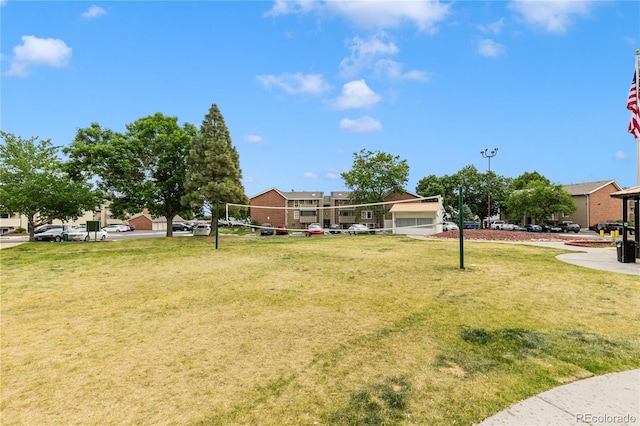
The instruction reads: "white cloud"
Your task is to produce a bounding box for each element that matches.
[303,172,318,179]
[246,135,263,143]
[508,0,592,33]
[256,72,331,95]
[266,0,451,32]
[82,5,107,19]
[340,35,429,81]
[615,151,629,161]
[328,80,382,110]
[340,35,398,77]
[326,170,342,180]
[478,18,505,34]
[338,115,383,133]
[5,35,72,77]
[375,59,430,81]
[477,39,507,58]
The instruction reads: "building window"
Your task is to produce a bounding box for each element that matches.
[0,213,9,219]
[361,210,373,219]
[304,200,315,205]
[340,210,354,217]
[294,211,299,219]
[294,201,299,207]
[301,210,316,217]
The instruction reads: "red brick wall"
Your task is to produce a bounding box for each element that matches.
[251,190,286,226]
[128,216,152,231]
[589,183,622,227]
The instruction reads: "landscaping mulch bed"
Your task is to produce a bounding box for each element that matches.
[429,229,608,244]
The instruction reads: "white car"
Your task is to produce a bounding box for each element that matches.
[347,224,370,235]
[193,224,211,236]
[443,221,459,231]
[65,227,108,241]
[102,224,130,232]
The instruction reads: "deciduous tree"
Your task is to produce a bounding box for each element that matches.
[1,131,100,241]
[64,113,197,237]
[341,149,409,227]
[505,179,576,224]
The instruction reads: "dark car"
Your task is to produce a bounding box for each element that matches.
[541,223,562,233]
[525,224,542,232]
[594,223,619,234]
[558,222,580,233]
[463,221,479,229]
[172,223,191,231]
[260,223,274,236]
[34,228,65,242]
[34,224,64,234]
[329,224,342,234]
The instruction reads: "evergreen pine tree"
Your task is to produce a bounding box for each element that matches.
[183,104,248,227]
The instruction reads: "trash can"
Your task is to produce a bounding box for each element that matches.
[63,233,68,242]
[617,240,637,263]
[624,240,637,263]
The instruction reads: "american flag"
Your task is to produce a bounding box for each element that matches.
[628,58,640,139]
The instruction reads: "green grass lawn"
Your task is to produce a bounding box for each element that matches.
[1,235,639,425]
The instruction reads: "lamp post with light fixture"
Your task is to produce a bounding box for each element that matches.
[480,148,498,229]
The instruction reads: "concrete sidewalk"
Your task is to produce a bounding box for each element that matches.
[520,240,640,276]
[478,369,639,425]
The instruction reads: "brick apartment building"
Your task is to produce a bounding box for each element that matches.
[249,188,426,232]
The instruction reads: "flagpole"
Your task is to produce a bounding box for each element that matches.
[636,50,640,186]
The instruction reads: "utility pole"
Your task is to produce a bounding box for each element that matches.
[480,148,498,229]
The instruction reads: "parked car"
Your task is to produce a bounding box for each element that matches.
[541,223,563,233]
[34,228,64,242]
[34,225,65,234]
[525,224,542,232]
[275,226,288,235]
[64,227,108,241]
[102,224,130,232]
[347,224,369,235]
[329,224,342,234]
[260,223,274,236]
[305,223,325,236]
[490,220,506,230]
[192,224,211,236]
[463,221,479,229]
[443,221,459,231]
[172,223,191,231]
[558,222,580,233]
[593,222,634,235]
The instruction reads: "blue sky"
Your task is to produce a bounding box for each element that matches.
[2,1,639,197]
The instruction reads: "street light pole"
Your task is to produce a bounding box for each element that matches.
[480,148,498,229]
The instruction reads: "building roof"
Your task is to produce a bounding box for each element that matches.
[610,185,640,199]
[280,191,324,199]
[563,180,621,196]
[250,187,287,199]
[389,202,440,212]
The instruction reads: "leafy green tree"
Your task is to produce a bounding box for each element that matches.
[511,171,550,190]
[182,104,248,231]
[341,149,409,227]
[1,131,101,241]
[505,180,576,224]
[64,113,197,237]
[416,165,511,224]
